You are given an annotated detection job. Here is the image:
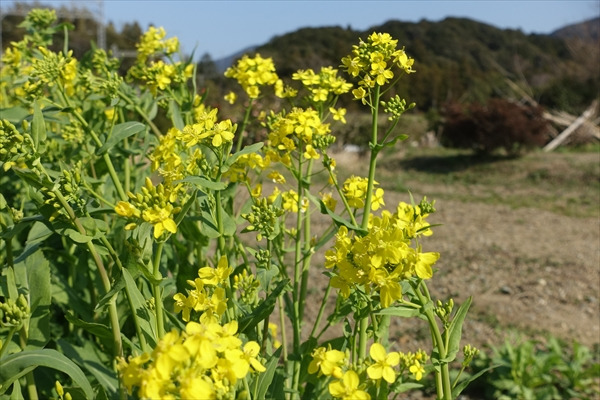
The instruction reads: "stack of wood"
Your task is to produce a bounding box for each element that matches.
[506,79,599,151]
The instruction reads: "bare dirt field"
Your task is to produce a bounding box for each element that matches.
[304,148,599,356]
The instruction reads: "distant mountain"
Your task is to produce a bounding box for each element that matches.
[235,17,598,112]
[551,17,599,42]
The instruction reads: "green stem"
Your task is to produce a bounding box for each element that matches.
[0,326,16,359]
[326,164,358,227]
[52,190,123,361]
[152,241,165,339]
[358,305,369,362]
[62,95,127,201]
[235,99,254,153]
[361,85,381,231]
[100,235,148,353]
[412,281,452,400]
[119,92,163,138]
[298,160,314,323]
[309,283,332,339]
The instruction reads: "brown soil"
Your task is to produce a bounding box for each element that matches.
[301,150,600,353]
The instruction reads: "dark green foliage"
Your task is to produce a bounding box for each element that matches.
[466,337,600,400]
[440,99,549,155]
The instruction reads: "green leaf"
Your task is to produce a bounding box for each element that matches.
[224,142,264,170]
[0,107,29,124]
[375,305,421,318]
[32,101,46,151]
[0,349,94,398]
[96,121,146,155]
[254,347,282,400]
[169,99,184,130]
[444,296,472,363]
[25,251,51,349]
[57,339,120,399]
[64,312,112,339]
[238,279,290,334]
[179,176,227,191]
[122,268,158,348]
[317,198,367,236]
[452,364,500,398]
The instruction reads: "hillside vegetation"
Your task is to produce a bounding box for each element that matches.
[3,3,597,115]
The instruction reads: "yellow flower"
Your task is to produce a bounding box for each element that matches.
[303,144,320,160]
[409,360,425,381]
[414,251,439,280]
[329,107,347,124]
[328,370,371,400]
[198,256,233,286]
[367,343,399,383]
[308,347,346,378]
[115,201,140,218]
[224,91,237,104]
[143,204,178,238]
[371,187,385,211]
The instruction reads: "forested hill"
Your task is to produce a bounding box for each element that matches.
[252,17,599,113]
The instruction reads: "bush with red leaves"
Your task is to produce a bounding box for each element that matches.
[440,99,549,155]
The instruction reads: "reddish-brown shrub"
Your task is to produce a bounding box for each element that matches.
[440,99,549,155]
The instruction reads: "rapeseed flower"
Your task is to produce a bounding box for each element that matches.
[367,343,399,383]
[328,370,371,400]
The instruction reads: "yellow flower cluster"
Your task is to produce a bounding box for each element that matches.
[114,178,182,239]
[118,319,265,399]
[135,26,179,63]
[173,256,232,323]
[342,176,385,210]
[292,66,352,103]
[0,119,35,171]
[267,107,331,157]
[224,53,287,99]
[179,108,238,148]
[308,343,429,399]
[325,201,438,307]
[128,26,193,96]
[342,32,415,102]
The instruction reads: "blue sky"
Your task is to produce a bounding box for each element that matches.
[3,1,599,60]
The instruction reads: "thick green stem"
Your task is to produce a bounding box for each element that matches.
[152,242,165,339]
[360,85,381,231]
[358,307,369,362]
[413,281,452,400]
[298,160,314,323]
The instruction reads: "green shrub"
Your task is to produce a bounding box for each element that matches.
[467,336,600,400]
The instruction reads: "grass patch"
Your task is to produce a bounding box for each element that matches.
[375,147,599,218]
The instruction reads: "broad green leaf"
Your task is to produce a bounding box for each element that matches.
[444,296,472,363]
[375,305,422,318]
[0,349,94,398]
[169,99,184,130]
[57,339,119,399]
[32,101,46,151]
[238,279,289,334]
[224,142,264,170]
[13,221,52,264]
[452,364,500,398]
[254,347,282,400]
[0,106,29,123]
[122,268,158,348]
[96,121,146,155]
[64,312,112,339]
[25,251,51,349]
